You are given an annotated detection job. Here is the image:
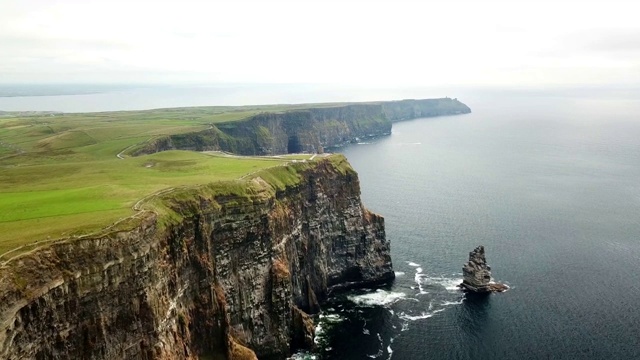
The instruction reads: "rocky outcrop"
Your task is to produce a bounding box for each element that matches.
[0,155,393,359]
[460,246,508,293]
[133,98,471,156]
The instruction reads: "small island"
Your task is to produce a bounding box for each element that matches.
[460,245,509,293]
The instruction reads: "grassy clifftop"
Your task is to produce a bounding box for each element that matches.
[0,150,301,254]
[0,98,469,257]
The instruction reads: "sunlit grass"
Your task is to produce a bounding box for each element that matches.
[0,105,335,255]
[0,151,286,252]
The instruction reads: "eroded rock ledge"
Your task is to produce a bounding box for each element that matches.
[0,155,393,359]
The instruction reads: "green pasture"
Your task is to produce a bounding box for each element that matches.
[0,151,288,253]
[0,106,328,255]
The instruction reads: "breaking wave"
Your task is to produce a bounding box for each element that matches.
[398,308,445,321]
[312,262,467,358]
[348,289,407,306]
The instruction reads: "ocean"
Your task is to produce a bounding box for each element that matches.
[308,90,640,359]
[2,85,639,359]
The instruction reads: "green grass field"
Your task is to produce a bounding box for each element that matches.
[0,105,330,255]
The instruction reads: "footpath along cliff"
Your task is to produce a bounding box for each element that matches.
[0,155,394,359]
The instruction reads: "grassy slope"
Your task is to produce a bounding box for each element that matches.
[0,105,330,254]
[0,151,290,252]
[0,100,386,254]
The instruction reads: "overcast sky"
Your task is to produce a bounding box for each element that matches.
[1,0,638,87]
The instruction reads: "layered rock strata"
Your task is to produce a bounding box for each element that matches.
[0,155,394,359]
[134,98,471,156]
[460,245,508,293]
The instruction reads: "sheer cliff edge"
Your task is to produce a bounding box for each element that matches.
[134,98,471,156]
[0,155,393,359]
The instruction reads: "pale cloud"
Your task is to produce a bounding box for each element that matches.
[1,0,639,86]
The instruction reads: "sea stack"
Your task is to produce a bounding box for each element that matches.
[460,245,508,293]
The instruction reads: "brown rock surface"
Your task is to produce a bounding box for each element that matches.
[460,245,508,293]
[0,156,394,359]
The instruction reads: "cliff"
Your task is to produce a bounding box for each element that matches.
[380,98,471,122]
[0,155,393,359]
[134,98,470,156]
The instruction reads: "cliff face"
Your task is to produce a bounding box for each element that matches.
[0,156,393,359]
[216,105,391,154]
[135,98,470,156]
[380,98,471,122]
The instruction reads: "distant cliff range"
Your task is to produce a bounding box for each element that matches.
[135,98,471,156]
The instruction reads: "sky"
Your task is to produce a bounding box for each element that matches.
[1,0,639,87]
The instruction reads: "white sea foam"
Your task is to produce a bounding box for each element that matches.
[348,289,406,306]
[387,345,393,359]
[319,313,341,321]
[314,323,324,345]
[288,352,318,360]
[398,308,445,321]
[442,298,464,306]
[440,278,464,291]
[420,276,463,291]
[399,312,434,321]
[407,261,420,267]
[366,334,384,358]
[394,271,405,276]
[314,314,342,345]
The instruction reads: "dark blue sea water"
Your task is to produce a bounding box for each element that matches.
[303,92,640,359]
